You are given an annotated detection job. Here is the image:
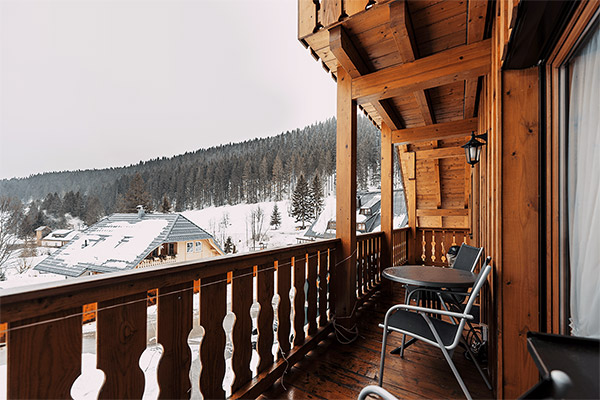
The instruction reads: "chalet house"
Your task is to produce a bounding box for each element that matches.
[34,226,52,246]
[304,190,407,240]
[2,1,598,399]
[39,228,79,248]
[35,209,223,277]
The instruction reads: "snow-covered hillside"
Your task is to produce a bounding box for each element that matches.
[182,197,336,254]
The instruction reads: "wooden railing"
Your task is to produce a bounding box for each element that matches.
[414,228,470,266]
[356,232,382,300]
[392,227,409,266]
[0,240,341,399]
[0,230,407,398]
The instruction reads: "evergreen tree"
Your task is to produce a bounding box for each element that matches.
[270,204,282,229]
[272,155,285,201]
[291,174,311,229]
[84,196,104,226]
[310,173,324,219]
[224,236,234,254]
[119,173,153,213]
[160,196,172,213]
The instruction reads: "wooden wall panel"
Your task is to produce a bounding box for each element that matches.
[501,67,540,398]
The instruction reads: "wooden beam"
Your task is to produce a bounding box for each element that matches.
[416,209,469,217]
[329,26,370,79]
[392,118,477,144]
[414,91,436,125]
[464,0,488,118]
[415,146,464,160]
[389,1,436,126]
[334,66,357,324]
[381,122,394,268]
[389,0,417,63]
[352,39,491,104]
[372,99,404,130]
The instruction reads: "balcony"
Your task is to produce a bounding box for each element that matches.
[1,228,494,399]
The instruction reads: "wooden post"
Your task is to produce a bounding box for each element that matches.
[381,122,394,268]
[500,67,540,398]
[334,65,357,323]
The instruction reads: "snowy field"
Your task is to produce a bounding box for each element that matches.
[182,197,337,254]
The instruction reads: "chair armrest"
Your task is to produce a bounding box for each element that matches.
[398,304,474,320]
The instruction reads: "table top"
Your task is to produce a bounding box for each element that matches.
[382,265,476,288]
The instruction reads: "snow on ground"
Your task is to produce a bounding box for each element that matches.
[0,247,63,291]
[182,198,331,254]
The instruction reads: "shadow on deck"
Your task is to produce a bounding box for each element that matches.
[261,285,493,399]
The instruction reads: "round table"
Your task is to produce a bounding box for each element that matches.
[382,265,476,288]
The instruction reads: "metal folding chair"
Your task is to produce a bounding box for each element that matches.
[378,257,493,400]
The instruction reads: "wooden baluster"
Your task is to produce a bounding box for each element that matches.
[231,267,253,392]
[277,258,292,355]
[366,238,375,289]
[356,240,363,296]
[375,236,382,282]
[327,249,336,319]
[463,233,468,245]
[306,252,318,336]
[441,231,447,264]
[199,274,227,399]
[421,230,427,263]
[293,254,306,347]
[452,231,457,246]
[7,308,82,398]
[431,230,437,263]
[157,282,193,399]
[98,293,147,399]
[318,250,329,327]
[257,262,274,373]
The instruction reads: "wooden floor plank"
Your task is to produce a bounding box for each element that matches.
[267,286,492,399]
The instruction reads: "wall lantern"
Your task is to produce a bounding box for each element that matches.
[462,131,488,167]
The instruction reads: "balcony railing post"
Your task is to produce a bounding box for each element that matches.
[335,65,358,325]
[381,122,394,268]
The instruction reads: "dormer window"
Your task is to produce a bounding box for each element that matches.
[359,208,372,216]
[357,223,366,231]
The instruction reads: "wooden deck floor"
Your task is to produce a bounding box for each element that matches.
[261,285,493,399]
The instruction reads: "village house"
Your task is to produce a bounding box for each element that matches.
[35,206,223,277]
[39,228,79,248]
[34,226,52,246]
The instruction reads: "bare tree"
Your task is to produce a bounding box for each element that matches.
[16,236,36,274]
[249,206,267,250]
[0,196,22,279]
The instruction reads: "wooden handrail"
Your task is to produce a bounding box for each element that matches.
[0,239,340,323]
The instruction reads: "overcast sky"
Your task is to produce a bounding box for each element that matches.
[0,0,336,179]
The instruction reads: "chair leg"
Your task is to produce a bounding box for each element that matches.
[400,333,406,357]
[378,328,389,386]
[439,345,472,400]
[462,338,492,390]
[424,315,472,400]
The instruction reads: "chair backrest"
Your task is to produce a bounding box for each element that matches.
[452,244,484,272]
[463,256,493,316]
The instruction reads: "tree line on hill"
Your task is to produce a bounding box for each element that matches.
[0,116,383,235]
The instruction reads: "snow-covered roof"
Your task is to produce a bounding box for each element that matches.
[43,229,79,242]
[35,225,50,231]
[35,213,214,277]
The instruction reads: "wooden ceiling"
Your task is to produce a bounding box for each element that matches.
[298,0,491,229]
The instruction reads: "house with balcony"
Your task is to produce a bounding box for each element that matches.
[1,1,598,399]
[35,208,223,277]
